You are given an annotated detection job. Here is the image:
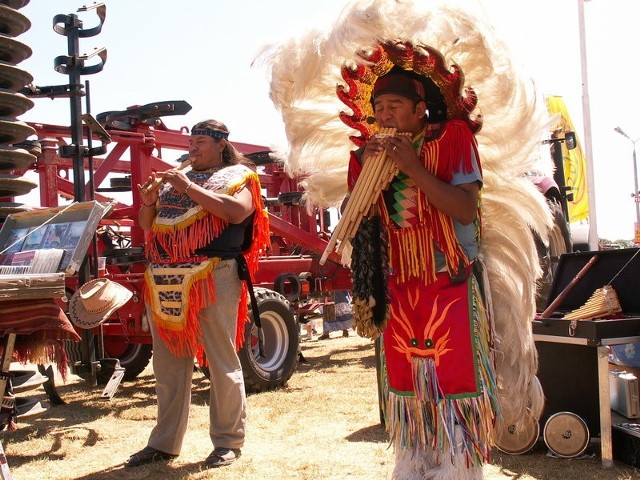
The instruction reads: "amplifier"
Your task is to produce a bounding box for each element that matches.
[610,370,640,419]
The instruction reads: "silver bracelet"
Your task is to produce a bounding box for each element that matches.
[185,182,193,194]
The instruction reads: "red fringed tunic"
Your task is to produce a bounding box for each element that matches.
[144,164,270,358]
[348,121,497,464]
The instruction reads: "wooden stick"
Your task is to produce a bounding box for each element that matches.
[342,128,395,221]
[540,255,599,318]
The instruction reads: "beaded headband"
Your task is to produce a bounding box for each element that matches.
[190,128,229,140]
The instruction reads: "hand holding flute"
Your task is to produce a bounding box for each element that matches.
[137,158,193,207]
[320,128,409,265]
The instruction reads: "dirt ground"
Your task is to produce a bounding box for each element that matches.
[2,329,640,479]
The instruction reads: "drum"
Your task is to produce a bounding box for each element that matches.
[494,410,540,455]
[543,411,590,458]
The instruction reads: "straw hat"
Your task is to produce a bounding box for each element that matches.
[68,278,132,329]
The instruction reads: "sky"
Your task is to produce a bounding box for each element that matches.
[13,0,640,241]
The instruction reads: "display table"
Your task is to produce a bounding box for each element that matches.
[533,317,640,468]
[533,247,640,469]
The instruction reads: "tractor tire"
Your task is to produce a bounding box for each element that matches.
[65,338,152,383]
[103,342,152,381]
[274,272,302,302]
[239,288,299,393]
[536,199,572,311]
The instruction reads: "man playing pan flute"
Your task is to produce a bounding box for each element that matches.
[262,2,557,477]
[343,46,496,478]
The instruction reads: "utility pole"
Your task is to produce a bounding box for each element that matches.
[614,127,640,244]
[577,0,599,251]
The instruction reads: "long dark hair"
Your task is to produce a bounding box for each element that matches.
[192,119,255,169]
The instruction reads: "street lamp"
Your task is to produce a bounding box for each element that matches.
[614,126,640,241]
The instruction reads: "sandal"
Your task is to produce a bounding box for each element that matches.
[125,446,177,468]
[318,332,330,340]
[204,447,241,468]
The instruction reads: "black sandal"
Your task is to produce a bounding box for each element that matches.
[204,447,241,468]
[125,446,177,468]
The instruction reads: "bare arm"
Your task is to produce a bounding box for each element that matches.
[137,173,161,231]
[160,168,255,224]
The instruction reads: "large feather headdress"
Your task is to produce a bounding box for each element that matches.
[258,0,552,427]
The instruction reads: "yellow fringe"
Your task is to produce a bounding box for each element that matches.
[144,258,217,329]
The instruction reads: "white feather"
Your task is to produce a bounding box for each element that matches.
[258,0,554,450]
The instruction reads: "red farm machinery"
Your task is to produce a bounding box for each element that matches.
[0,0,350,395]
[23,101,352,392]
[1,1,576,398]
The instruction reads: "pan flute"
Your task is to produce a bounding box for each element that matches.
[562,285,622,320]
[320,128,407,265]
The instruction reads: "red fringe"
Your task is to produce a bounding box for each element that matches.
[148,212,228,261]
[234,176,271,349]
[382,121,479,284]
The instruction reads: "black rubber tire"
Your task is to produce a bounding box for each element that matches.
[65,339,152,383]
[239,288,299,393]
[536,199,572,311]
[104,343,152,381]
[277,191,304,206]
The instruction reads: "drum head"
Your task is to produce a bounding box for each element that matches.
[494,410,540,455]
[543,411,590,458]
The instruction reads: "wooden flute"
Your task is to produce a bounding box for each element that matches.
[141,157,193,195]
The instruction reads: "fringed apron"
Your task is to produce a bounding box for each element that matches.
[349,121,497,465]
[144,164,270,358]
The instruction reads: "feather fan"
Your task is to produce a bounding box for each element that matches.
[258,0,553,428]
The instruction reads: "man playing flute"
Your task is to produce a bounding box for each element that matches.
[345,54,496,479]
[126,119,270,469]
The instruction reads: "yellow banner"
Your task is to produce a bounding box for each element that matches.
[545,96,589,222]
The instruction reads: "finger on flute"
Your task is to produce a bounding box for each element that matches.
[347,127,395,216]
[141,157,193,195]
[351,127,397,214]
[321,128,397,264]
